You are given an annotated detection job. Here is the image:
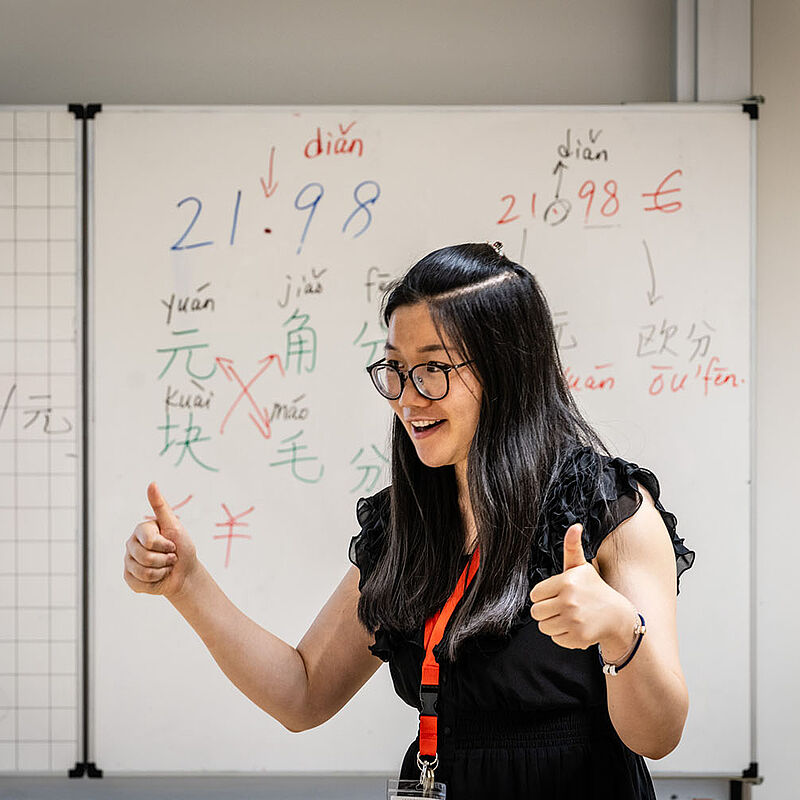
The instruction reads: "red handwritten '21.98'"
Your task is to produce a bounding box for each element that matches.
[577,180,620,222]
[497,193,537,225]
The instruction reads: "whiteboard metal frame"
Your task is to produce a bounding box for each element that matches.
[747,115,760,779]
[84,110,101,778]
[97,102,747,114]
[74,109,88,777]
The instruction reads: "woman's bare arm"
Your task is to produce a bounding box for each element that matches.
[125,483,383,733]
[530,479,689,759]
[170,563,382,732]
[592,483,689,759]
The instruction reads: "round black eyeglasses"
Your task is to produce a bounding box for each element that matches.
[366,359,475,401]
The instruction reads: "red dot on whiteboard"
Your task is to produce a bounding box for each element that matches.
[264,228,272,234]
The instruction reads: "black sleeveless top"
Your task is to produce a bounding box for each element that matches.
[348,446,695,800]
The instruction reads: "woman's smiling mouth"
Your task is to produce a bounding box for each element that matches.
[407,418,447,438]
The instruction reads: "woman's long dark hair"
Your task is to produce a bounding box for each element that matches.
[357,243,611,659]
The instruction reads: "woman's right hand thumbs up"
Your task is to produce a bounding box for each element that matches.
[123,482,198,599]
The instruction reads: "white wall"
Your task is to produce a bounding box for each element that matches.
[753,2,800,798]
[0,0,672,105]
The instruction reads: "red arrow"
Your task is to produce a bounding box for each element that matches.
[215,354,284,439]
[260,146,278,198]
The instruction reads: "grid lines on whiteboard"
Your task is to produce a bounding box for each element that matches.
[0,110,79,773]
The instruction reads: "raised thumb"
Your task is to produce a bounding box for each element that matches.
[562,523,587,571]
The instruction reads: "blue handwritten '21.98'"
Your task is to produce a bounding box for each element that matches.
[170,181,381,255]
[342,180,381,239]
[170,191,242,251]
[294,182,325,255]
[295,179,381,254]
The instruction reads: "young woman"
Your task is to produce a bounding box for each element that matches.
[124,242,694,799]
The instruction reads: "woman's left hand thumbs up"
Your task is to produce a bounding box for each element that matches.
[530,524,635,654]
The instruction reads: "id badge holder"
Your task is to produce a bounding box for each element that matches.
[386,778,446,799]
[387,754,446,798]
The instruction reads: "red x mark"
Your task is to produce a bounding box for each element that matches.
[216,354,285,439]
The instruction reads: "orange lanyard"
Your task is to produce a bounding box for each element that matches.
[418,547,480,761]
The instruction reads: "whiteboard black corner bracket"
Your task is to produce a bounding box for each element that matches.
[68,761,104,779]
[729,762,763,800]
[742,96,765,120]
[68,103,103,120]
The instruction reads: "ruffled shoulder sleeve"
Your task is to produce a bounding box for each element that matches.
[348,485,391,591]
[531,446,695,593]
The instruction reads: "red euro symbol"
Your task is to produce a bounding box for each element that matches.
[641,169,683,213]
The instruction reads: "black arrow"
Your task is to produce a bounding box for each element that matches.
[642,239,663,306]
[553,160,568,198]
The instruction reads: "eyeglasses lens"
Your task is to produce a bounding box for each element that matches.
[372,364,447,400]
[373,365,402,398]
[414,364,447,399]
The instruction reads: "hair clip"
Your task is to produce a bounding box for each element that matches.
[487,241,504,257]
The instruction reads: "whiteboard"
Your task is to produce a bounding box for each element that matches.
[91,106,753,775]
[0,107,81,773]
